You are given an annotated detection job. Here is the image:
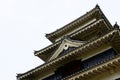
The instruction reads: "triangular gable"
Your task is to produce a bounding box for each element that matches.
[48,38,85,61]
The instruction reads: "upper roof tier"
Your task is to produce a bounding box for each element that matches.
[35,18,112,62]
[45,5,112,43]
[35,5,113,62]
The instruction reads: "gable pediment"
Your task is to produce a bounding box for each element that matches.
[48,38,85,61]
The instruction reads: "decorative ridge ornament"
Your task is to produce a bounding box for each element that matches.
[48,38,86,61]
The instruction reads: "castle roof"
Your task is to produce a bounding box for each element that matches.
[35,17,113,62]
[17,5,120,80]
[17,29,120,80]
[45,5,112,43]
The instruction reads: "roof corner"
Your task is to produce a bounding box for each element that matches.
[114,22,120,29]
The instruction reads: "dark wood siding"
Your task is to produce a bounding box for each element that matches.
[43,48,117,80]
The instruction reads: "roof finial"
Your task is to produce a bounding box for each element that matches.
[114,22,119,29]
[95,4,100,8]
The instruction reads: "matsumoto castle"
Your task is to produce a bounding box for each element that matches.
[17,5,120,80]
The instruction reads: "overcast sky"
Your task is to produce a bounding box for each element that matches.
[0,0,120,80]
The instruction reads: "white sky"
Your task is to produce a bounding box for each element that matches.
[0,0,120,80]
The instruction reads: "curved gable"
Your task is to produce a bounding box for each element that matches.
[48,38,85,61]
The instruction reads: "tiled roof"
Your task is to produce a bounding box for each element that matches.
[17,29,120,80]
[45,5,105,43]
